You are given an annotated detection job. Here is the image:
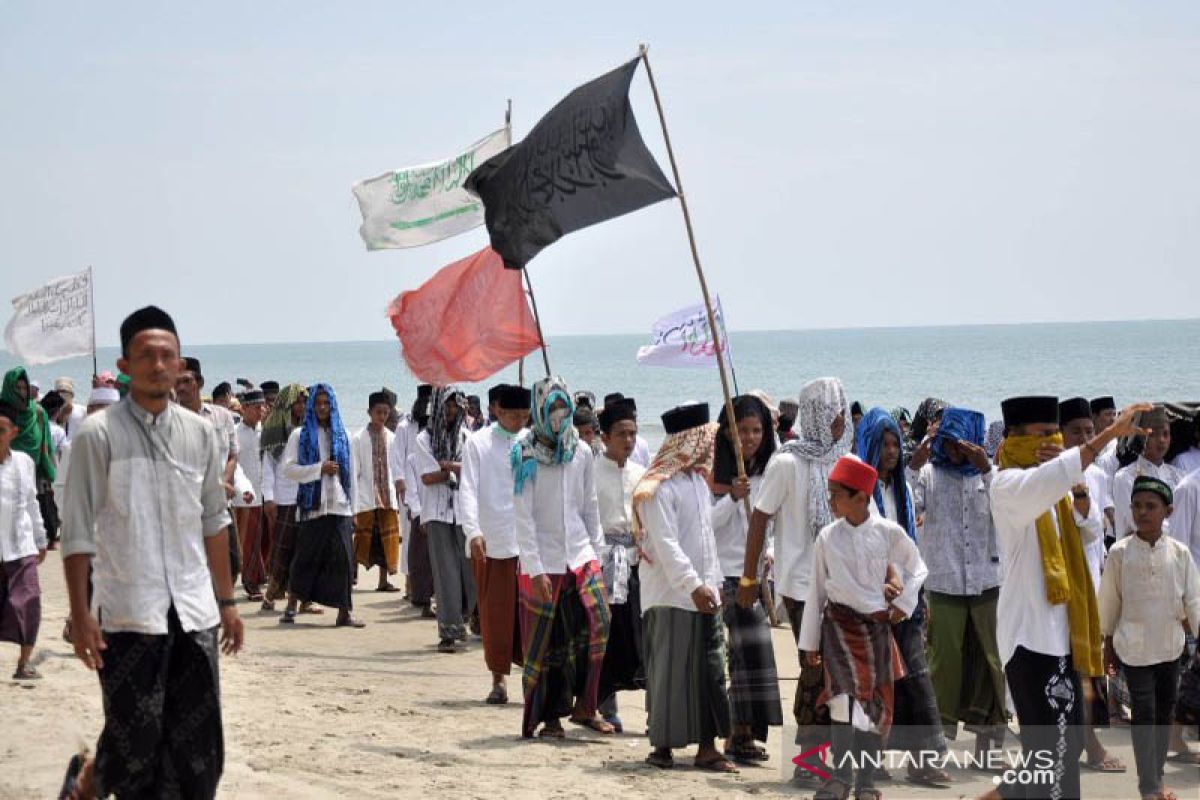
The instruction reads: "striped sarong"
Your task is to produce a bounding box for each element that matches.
[517,560,609,737]
[643,606,732,749]
[721,576,783,743]
[265,505,299,602]
[819,602,906,736]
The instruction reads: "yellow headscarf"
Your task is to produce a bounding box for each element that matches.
[998,433,1102,678]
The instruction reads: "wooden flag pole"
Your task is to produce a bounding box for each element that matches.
[504,96,552,378]
[638,44,753,517]
[88,265,98,379]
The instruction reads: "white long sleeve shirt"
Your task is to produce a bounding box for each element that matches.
[797,514,928,652]
[411,429,466,525]
[389,419,417,493]
[233,423,263,508]
[261,448,298,506]
[712,474,774,579]
[638,471,722,613]
[1110,457,1184,539]
[0,450,47,561]
[460,425,522,559]
[404,453,422,517]
[1099,533,1200,666]
[990,448,1101,666]
[351,425,397,514]
[1169,471,1200,569]
[513,446,603,577]
[281,427,354,520]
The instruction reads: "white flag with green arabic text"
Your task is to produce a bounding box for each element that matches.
[353,128,510,250]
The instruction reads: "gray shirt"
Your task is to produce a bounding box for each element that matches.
[60,398,231,634]
[909,463,1000,596]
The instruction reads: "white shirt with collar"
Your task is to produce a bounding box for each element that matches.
[281,426,354,520]
[411,428,466,525]
[388,418,417,493]
[60,399,231,635]
[990,448,1103,666]
[460,424,522,559]
[351,424,397,514]
[1109,456,1184,539]
[1169,471,1200,570]
[1172,447,1200,476]
[233,422,262,508]
[798,513,928,652]
[595,453,645,536]
[638,470,722,613]
[0,450,47,561]
[404,452,423,518]
[513,445,603,578]
[712,474,774,579]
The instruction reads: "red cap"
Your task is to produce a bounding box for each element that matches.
[829,455,878,496]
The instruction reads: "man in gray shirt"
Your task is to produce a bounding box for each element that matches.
[59,306,243,800]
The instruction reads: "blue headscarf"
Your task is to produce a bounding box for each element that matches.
[512,376,578,495]
[931,406,986,477]
[855,407,917,540]
[296,383,352,512]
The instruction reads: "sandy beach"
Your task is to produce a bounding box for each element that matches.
[2,550,1197,799]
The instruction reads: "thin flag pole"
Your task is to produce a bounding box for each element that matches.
[638,44,751,513]
[88,265,98,379]
[523,267,552,377]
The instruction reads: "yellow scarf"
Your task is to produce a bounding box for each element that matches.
[998,434,1102,677]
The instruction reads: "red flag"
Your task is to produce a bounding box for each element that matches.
[387,247,542,385]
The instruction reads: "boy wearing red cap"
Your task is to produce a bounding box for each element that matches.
[798,455,928,800]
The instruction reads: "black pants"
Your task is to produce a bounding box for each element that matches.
[1001,646,1083,800]
[95,607,223,799]
[37,489,59,545]
[1122,657,1180,797]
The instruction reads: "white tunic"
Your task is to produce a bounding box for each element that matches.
[411,429,467,525]
[753,451,818,602]
[712,475,774,579]
[281,427,354,521]
[460,425,522,559]
[513,446,603,577]
[0,450,47,561]
[351,425,397,514]
[1110,457,1184,539]
[797,514,927,653]
[638,471,722,613]
[990,448,1102,666]
[1169,471,1200,569]
[233,423,263,508]
[1099,533,1200,666]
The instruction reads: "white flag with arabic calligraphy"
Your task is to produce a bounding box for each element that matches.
[353,128,510,250]
[635,296,733,368]
[4,267,94,366]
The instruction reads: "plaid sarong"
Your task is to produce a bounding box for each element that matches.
[721,576,783,742]
[517,560,610,737]
[819,602,906,735]
[265,505,299,602]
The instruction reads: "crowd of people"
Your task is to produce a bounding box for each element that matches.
[1,305,1199,800]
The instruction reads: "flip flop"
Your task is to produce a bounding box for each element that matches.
[538,724,565,739]
[12,663,42,680]
[336,616,366,628]
[725,738,769,763]
[570,716,616,734]
[1166,751,1200,765]
[1081,756,1127,772]
[279,609,296,624]
[299,603,324,615]
[375,585,401,593]
[694,754,739,773]
[645,750,674,769]
[485,685,508,705]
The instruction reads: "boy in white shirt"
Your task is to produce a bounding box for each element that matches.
[1099,476,1200,800]
[351,392,401,593]
[0,402,47,680]
[798,455,927,800]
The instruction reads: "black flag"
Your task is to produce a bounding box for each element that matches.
[465,57,676,269]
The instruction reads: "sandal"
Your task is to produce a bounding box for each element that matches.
[279,609,297,624]
[725,736,769,763]
[854,790,883,800]
[335,615,366,628]
[602,713,623,733]
[12,662,41,680]
[1081,755,1126,772]
[1166,750,1200,764]
[375,584,401,593]
[645,749,674,769]
[694,754,739,773]
[299,603,323,615]
[906,765,952,787]
[570,716,615,734]
[260,599,275,612]
[485,685,508,705]
[814,777,852,800]
[247,592,264,602]
[537,722,565,739]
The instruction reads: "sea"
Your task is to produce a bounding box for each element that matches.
[4,319,1197,445]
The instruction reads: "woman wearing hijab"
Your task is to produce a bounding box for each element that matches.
[711,395,783,764]
[279,384,363,628]
[737,377,853,783]
[512,376,611,739]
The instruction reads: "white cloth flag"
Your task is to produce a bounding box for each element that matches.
[4,268,94,366]
[636,296,732,368]
[353,128,510,250]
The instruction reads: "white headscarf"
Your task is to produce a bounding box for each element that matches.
[777,377,853,538]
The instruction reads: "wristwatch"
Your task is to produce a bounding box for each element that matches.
[738,576,759,588]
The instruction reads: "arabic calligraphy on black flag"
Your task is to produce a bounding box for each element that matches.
[464,57,676,269]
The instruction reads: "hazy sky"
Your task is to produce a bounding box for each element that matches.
[2,2,1197,347]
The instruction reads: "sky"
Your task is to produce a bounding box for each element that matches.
[2,2,1197,347]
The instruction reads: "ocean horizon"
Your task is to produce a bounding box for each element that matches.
[5,318,1198,440]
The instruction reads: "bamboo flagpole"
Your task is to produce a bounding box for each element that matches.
[637,45,752,516]
[88,265,98,379]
